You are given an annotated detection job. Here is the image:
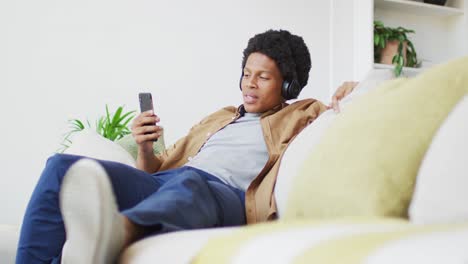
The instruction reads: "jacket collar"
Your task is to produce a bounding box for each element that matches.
[237,102,289,118]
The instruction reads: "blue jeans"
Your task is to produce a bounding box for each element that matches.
[16,154,246,264]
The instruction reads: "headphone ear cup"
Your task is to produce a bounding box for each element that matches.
[289,79,302,99]
[282,79,302,100]
[282,79,291,99]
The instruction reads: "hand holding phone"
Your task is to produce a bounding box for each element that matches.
[138,92,158,142]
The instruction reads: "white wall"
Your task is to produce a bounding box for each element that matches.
[0,0,333,225]
[330,0,373,94]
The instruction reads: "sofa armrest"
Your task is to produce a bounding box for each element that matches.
[64,129,166,167]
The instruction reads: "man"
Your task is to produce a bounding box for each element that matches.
[16,29,357,263]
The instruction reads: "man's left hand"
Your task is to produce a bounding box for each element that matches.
[329,81,359,113]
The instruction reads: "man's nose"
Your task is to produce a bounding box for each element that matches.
[246,77,257,89]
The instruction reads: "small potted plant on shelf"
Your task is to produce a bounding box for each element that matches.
[374,20,420,77]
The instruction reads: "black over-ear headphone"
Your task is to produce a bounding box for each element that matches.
[239,75,302,100]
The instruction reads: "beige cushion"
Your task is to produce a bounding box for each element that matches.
[275,69,395,217]
[284,56,468,220]
[409,95,468,224]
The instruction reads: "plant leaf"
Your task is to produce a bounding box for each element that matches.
[374,34,380,46]
[105,105,111,129]
[380,38,385,49]
[111,106,123,127]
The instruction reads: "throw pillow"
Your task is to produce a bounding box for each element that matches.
[409,95,468,224]
[275,69,395,217]
[284,56,468,220]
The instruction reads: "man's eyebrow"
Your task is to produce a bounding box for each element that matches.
[243,68,272,74]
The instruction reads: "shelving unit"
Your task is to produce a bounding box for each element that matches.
[375,0,464,17]
[373,0,467,73]
[329,0,467,94]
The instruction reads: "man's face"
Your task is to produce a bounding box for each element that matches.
[241,52,284,113]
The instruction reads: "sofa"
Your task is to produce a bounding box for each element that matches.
[2,56,468,263]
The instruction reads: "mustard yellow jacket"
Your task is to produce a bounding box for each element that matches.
[156,99,326,224]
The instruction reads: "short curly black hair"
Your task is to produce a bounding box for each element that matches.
[242,29,311,89]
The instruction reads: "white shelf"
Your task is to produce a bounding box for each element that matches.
[375,0,464,17]
[374,63,424,76]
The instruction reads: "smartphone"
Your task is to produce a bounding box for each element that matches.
[138,92,158,141]
[139,92,154,113]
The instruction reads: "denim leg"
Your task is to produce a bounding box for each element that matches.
[122,166,246,236]
[16,154,82,264]
[15,154,162,264]
[16,156,245,263]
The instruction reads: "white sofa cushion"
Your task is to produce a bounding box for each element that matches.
[64,129,137,167]
[275,69,395,217]
[409,95,468,224]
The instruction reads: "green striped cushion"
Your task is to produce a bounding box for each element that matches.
[193,219,468,264]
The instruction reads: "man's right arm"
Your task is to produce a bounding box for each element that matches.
[136,147,162,173]
[131,110,164,173]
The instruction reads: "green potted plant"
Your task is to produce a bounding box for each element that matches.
[59,105,136,152]
[374,20,420,77]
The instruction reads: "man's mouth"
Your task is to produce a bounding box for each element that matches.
[244,94,258,104]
